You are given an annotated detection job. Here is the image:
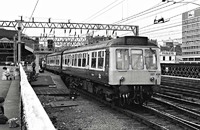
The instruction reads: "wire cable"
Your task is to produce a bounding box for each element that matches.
[23,0,40,33]
[114,1,166,24]
[83,0,124,22]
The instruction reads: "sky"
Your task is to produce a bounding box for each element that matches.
[0,0,200,45]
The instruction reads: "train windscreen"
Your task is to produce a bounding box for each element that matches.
[145,49,157,70]
[116,49,129,70]
[131,49,144,70]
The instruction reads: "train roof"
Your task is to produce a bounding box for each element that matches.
[61,36,159,54]
[47,51,62,56]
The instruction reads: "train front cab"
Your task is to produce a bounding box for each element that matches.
[46,53,62,74]
[108,47,161,105]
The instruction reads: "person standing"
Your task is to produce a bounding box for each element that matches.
[31,61,36,72]
[0,97,5,114]
[2,67,10,80]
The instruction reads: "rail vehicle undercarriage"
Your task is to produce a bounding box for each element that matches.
[61,74,154,107]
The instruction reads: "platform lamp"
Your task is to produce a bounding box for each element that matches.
[15,19,23,64]
[13,34,17,65]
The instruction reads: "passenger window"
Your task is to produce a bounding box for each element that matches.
[72,54,75,66]
[68,55,72,66]
[91,52,97,68]
[98,51,104,69]
[82,53,86,67]
[116,49,129,70]
[131,50,143,70]
[78,54,82,67]
[87,53,90,66]
[74,54,78,66]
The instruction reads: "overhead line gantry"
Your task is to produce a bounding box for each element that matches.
[0,19,139,62]
[0,20,139,35]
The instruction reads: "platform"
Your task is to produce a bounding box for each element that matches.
[0,66,20,130]
[31,70,70,96]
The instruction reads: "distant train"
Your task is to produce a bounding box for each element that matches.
[45,36,161,106]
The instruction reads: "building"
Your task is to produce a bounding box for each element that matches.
[160,40,182,63]
[182,7,200,63]
[0,28,36,64]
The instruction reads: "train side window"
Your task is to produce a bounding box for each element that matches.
[98,51,104,69]
[72,54,75,66]
[56,56,59,65]
[91,52,97,68]
[116,49,129,70]
[74,54,78,66]
[131,50,143,70]
[78,53,82,67]
[53,56,56,65]
[87,53,90,66]
[68,55,71,66]
[64,55,67,65]
[58,56,60,65]
[82,53,86,67]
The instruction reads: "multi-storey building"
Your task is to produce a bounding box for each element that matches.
[159,40,182,63]
[182,8,200,63]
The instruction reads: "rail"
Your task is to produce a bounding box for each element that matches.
[19,64,56,130]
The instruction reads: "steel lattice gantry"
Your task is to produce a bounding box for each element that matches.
[0,20,139,62]
[29,36,87,47]
[0,20,139,35]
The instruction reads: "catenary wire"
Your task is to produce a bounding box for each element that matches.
[82,0,122,22]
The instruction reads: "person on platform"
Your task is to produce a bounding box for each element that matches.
[1,67,10,80]
[31,60,36,72]
[0,97,5,114]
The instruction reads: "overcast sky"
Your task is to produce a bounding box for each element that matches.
[0,0,200,44]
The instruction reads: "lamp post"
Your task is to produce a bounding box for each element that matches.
[16,20,23,63]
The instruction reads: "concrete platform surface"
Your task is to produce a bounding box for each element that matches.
[32,70,69,95]
[0,66,20,130]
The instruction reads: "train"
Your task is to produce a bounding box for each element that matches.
[45,36,161,106]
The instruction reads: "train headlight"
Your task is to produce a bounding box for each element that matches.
[120,76,125,82]
[119,76,125,85]
[150,77,155,82]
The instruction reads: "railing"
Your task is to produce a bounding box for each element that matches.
[19,64,56,130]
[161,63,200,78]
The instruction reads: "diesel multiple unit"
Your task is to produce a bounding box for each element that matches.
[45,36,161,106]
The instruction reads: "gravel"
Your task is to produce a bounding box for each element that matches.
[38,95,150,130]
[36,71,150,130]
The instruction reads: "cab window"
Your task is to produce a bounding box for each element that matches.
[131,50,143,70]
[145,49,157,70]
[116,49,129,70]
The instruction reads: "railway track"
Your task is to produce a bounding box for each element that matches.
[154,93,200,115]
[73,87,200,130]
[134,105,200,130]
[147,97,200,129]
[160,84,200,99]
